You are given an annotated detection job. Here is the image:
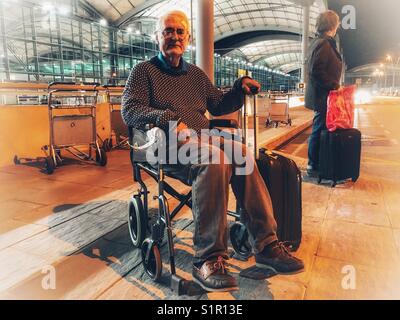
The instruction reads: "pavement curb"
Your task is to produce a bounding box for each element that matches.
[262,117,313,150]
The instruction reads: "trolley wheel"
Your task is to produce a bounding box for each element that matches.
[103,138,112,152]
[230,222,252,258]
[265,119,270,127]
[141,239,162,281]
[352,177,358,183]
[275,122,279,128]
[13,156,20,165]
[317,177,322,184]
[44,156,55,175]
[331,181,337,188]
[54,150,63,166]
[288,119,292,126]
[128,195,148,248]
[95,148,107,166]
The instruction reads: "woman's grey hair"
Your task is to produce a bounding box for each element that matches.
[156,10,190,33]
[316,10,340,35]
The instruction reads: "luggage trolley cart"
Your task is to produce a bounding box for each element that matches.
[41,82,107,174]
[266,92,292,128]
[101,85,129,152]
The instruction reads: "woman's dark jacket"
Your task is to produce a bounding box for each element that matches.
[305,35,343,112]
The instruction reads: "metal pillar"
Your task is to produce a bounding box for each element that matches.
[195,0,214,83]
[0,2,10,81]
[301,4,311,84]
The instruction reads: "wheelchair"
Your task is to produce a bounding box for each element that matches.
[127,119,252,294]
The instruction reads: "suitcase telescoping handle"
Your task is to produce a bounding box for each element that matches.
[243,86,260,160]
[251,86,259,160]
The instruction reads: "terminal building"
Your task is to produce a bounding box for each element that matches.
[0,0,333,90]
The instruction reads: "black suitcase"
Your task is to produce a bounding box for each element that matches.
[256,150,302,251]
[318,129,361,187]
[244,92,302,251]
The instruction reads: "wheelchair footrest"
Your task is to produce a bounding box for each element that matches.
[170,274,204,296]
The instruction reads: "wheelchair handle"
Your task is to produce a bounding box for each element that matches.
[130,126,160,151]
[250,86,259,95]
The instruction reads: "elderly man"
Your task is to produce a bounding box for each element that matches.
[122,10,304,292]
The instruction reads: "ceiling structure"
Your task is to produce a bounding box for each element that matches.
[18,0,328,73]
[82,0,326,73]
[226,39,302,72]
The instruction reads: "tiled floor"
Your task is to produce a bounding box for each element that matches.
[1,101,400,300]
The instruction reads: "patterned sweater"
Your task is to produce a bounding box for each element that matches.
[121,54,246,134]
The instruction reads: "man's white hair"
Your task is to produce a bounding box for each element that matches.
[156,10,190,33]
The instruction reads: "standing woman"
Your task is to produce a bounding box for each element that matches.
[305,10,342,176]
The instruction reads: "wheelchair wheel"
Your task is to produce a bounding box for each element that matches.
[230,222,252,258]
[141,239,162,281]
[128,195,148,248]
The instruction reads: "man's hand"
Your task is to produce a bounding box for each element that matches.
[242,78,261,95]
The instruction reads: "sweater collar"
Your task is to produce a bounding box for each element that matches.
[156,52,189,75]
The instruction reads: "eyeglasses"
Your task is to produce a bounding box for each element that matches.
[161,27,188,38]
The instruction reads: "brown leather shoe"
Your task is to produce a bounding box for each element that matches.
[192,256,238,292]
[255,241,304,274]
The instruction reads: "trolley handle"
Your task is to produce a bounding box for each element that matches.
[82,82,101,88]
[48,81,76,89]
[48,88,99,94]
[102,84,124,88]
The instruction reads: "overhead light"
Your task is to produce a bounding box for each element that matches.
[135,30,141,35]
[127,27,133,33]
[58,5,70,16]
[2,0,18,8]
[100,19,108,26]
[42,2,54,12]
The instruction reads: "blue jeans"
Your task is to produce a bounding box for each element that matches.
[307,109,327,170]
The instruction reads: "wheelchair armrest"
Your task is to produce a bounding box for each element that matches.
[209,119,239,129]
